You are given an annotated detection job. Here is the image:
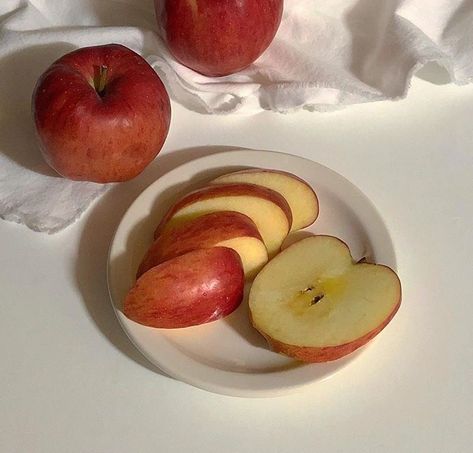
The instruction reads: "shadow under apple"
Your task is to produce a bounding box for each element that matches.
[223,286,270,350]
[0,43,77,176]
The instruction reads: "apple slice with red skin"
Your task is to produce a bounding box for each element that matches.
[212,168,319,231]
[160,0,284,77]
[138,211,268,280]
[32,44,171,183]
[249,235,402,363]
[154,183,292,257]
[124,247,244,329]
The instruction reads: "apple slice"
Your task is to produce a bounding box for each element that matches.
[211,168,319,231]
[154,183,292,257]
[124,247,244,329]
[249,236,401,363]
[138,211,267,280]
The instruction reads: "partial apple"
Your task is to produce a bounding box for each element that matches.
[32,44,171,183]
[154,183,292,257]
[249,236,401,363]
[124,247,244,329]
[138,211,267,280]
[212,168,319,231]
[159,0,284,77]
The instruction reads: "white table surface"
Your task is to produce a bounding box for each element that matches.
[2,72,473,453]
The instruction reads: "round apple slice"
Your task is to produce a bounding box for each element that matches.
[154,183,292,257]
[138,211,268,280]
[211,168,319,231]
[124,247,244,329]
[249,236,401,363]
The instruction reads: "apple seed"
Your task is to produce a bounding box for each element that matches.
[310,294,324,306]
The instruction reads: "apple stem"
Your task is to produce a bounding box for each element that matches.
[95,65,108,97]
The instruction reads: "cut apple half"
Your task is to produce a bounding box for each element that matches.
[137,211,268,280]
[124,247,244,329]
[154,183,292,257]
[249,235,401,363]
[211,168,319,231]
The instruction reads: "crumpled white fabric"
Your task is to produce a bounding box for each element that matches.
[0,0,472,232]
[153,0,473,113]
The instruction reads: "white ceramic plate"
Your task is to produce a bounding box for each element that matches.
[107,150,397,397]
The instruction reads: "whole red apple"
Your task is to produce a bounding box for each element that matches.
[32,44,171,183]
[159,0,284,77]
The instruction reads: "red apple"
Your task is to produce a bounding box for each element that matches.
[124,247,244,329]
[154,183,293,257]
[137,211,268,280]
[32,44,171,183]
[159,0,284,77]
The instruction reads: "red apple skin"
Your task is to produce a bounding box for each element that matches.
[153,183,292,238]
[124,247,244,329]
[32,44,171,183]
[137,211,262,278]
[160,0,284,77]
[251,268,402,363]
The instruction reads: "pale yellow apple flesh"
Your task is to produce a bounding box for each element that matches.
[212,169,319,231]
[138,212,268,280]
[155,184,292,257]
[217,237,267,280]
[167,197,287,257]
[249,235,401,363]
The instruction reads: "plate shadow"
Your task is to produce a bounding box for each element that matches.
[75,145,247,375]
[0,43,77,176]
